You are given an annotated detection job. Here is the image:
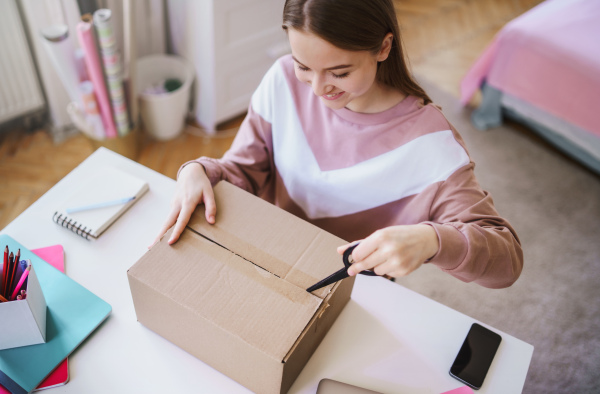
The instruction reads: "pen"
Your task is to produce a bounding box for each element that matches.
[9,249,20,295]
[11,264,31,300]
[0,293,8,303]
[66,195,136,214]
[14,249,20,270]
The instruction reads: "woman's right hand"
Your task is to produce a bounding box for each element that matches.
[151,162,217,247]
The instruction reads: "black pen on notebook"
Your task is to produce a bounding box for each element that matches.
[66,196,136,214]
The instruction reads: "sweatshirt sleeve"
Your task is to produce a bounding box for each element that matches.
[423,162,524,288]
[179,103,274,196]
[178,59,286,196]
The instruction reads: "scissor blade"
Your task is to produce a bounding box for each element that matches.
[306,267,349,293]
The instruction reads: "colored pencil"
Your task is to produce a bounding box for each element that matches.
[7,252,17,298]
[3,252,14,298]
[10,248,21,295]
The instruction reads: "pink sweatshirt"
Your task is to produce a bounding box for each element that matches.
[182,55,523,288]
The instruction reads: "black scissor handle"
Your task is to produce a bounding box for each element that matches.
[343,243,377,276]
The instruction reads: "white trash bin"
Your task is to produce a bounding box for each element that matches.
[136,55,193,140]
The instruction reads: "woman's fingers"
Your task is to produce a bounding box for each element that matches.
[341,226,438,279]
[336,240,361,255]
[347,248,384,276]
[345,233,385,275]
[150,207,180,248]
[348,250,418,278]
[202,186,217,224]
[168,202,197,244]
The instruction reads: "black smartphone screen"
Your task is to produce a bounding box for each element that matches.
[449,323,502,390]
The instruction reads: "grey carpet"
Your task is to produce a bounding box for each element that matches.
[395,77,600,393]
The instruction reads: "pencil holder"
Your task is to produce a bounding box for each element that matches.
[0,263,47,350]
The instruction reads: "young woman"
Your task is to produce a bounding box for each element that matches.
[155,0,523,289]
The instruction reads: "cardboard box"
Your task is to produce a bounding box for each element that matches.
[0,261,47,350]
[128,181,355,393]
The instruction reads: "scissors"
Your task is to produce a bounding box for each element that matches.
[306,243,377,293]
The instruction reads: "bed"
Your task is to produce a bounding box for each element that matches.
[460,0,600,175]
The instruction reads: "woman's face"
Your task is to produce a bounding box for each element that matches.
[287,28,392,113]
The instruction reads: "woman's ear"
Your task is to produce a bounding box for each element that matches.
[377,33,394,62]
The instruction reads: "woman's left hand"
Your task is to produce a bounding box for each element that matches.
[338,224,439,279]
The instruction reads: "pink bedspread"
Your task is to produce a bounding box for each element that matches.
[460,0,600,136]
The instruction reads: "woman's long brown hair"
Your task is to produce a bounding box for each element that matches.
[282,0,431,105]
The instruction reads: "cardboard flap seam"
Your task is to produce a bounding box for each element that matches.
[178,226,327,305]
[281,232,343,300]
[187,225,334,299]
[186,226,281,279]
[282,232,320,282]
[282,232,325,297]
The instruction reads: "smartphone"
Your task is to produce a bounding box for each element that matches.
[449,323,502,390]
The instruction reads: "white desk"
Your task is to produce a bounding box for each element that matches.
[1,148,533,394]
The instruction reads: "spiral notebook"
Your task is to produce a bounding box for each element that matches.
[52,166,149,240]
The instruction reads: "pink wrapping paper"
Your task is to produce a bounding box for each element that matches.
[77,19,118,139]
[93,9,130,137]
[460,0,600,136]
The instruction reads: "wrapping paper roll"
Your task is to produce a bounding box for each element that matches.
[77,15,118,139]
[93,9,130,137]
[40,25,82,108]
[74,47,89,82]
[79,81,105,139]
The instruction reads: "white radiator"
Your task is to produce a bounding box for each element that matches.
[0,0,45,124]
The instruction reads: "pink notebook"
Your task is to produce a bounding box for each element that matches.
[0,245,69,393]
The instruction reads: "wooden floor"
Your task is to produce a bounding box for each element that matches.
[0,0,543,230]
